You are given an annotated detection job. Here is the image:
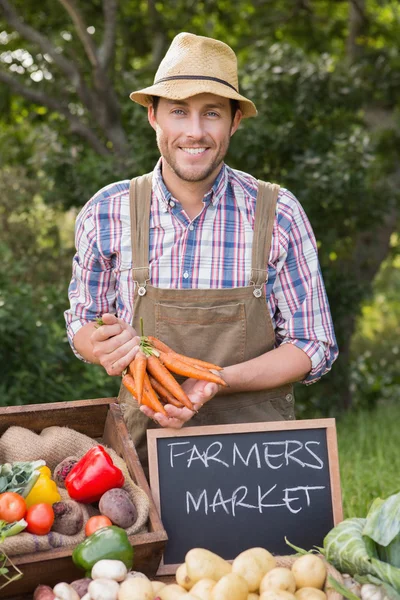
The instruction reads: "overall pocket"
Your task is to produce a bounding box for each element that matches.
[155,302,246,367]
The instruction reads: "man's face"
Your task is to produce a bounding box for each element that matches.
[148,93,242,183]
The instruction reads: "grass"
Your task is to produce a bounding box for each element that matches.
[336,400,400,518]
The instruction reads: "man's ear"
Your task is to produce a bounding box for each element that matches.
[230,109,243,136]
[148,104,157,131]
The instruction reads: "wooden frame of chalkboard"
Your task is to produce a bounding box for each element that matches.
[148,418,342,576]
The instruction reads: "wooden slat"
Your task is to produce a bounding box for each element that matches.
[0,398,116,438]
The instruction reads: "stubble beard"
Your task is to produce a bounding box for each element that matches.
[156,132,229,183]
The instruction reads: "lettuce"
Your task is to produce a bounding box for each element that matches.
[0,460,45,497]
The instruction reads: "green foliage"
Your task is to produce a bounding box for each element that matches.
[0,277,120,406]
[337,401,400,519]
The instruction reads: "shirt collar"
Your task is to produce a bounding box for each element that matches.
[152,158,229,212]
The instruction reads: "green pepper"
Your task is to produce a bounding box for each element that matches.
[72,526,134,576]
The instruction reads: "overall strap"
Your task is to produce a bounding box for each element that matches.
[250,180,280,291]
[129,172,153,287]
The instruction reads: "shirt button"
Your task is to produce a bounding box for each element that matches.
[183,272,189,279]
[189,225,194,231]
[169,200,175,207]
[286,394,293,402]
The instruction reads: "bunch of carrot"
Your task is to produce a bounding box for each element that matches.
[122,334,227,416]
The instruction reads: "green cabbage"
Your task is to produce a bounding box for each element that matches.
[323,491,400,594]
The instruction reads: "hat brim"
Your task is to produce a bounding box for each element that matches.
[130,79,257,118]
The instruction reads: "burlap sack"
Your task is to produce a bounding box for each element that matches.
[0,426,150,557]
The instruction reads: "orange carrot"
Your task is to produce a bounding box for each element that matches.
[132,351,147,404]
[147,354,194,411]
[143,371,168,415]
[147,336,172,354]
[170,352,223,372]
[122,373,167,416]
[147,336,223,371]
[158,351,228,387]
[148,375,184,408]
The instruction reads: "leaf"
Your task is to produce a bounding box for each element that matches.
[364,491,400,547]
[327,575,361,600]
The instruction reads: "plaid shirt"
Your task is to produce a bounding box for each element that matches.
[65,159,338,384]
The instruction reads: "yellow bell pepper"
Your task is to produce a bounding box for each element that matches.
[38,466,52,478]
[25,467,61,507]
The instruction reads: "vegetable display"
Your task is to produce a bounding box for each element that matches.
[34,547,339,600]
[117,318,227,416]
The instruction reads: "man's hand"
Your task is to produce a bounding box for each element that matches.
[139,379,219,429]
[90,313,140,376]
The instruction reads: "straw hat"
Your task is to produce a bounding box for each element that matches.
[130,32,257,118]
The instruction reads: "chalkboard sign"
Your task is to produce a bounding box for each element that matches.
[147,419,342,575]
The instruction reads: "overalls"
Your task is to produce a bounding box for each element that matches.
[118,173,295,470]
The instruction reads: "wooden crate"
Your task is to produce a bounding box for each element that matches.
[0,398,168,598]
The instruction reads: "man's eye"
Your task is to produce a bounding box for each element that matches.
[172,109,185,115]
[206,111,219,117]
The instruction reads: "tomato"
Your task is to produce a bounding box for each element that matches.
[85,515,112,536]
[0,492,27,522]
[25,503,54,535]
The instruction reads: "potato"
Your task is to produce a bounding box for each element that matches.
[247,548,277,576]
[260,568,296,595]
[91,559,127,582]
[291,555,327,590]
[295,588,326,600]
[248,595,259,600]
[70,579,92,599]
[99,488,138,529]
[118,577,154,600]
[33,585,56,600]
[53,583,80,600]
[232,548,276,592]
[259,592,296,600]
[210,573,248,600]
[88,578,120,600]
[157,583,188,600]
[152,581,167,595]
[176,562,194,590]
[186,548,231,583]
[190,578,216,600]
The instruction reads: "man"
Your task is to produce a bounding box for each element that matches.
[65,32,338,466]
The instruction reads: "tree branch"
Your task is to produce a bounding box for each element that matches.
[0,0,77,83]
[147,0,168,69]
[347,0,367,62]
[58,0,99,68]
[0,69,110,156]
[99,0,117,71]
[0,0,98,113]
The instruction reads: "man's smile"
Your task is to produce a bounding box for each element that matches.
[180,147,208,155]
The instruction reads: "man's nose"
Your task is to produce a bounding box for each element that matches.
[186,115,204,139]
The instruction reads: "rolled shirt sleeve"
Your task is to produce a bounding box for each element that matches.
[271,189,338,384]
[64,189,122,360]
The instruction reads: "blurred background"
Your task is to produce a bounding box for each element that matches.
[1,0,400,419]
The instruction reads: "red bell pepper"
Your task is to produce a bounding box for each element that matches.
[65,446,124,504]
